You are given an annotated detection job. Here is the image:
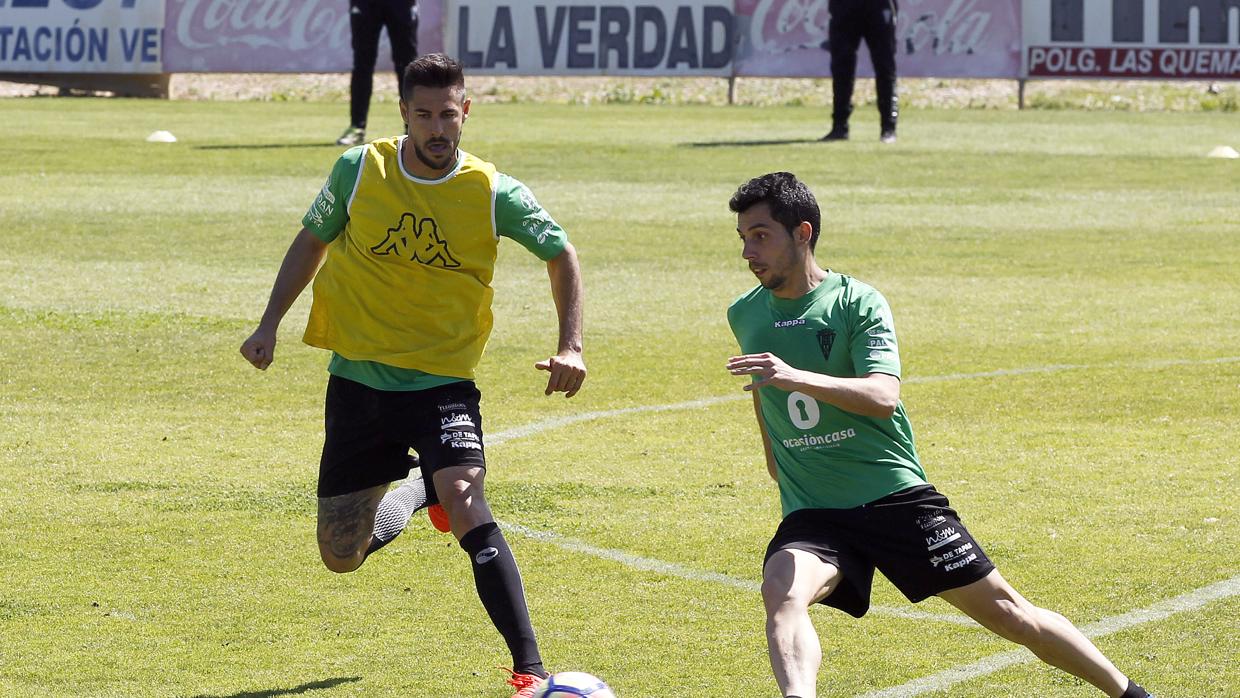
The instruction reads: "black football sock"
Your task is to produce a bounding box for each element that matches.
[1121,680,1150,698]
[364,476,428,556]
[459,522,543,675]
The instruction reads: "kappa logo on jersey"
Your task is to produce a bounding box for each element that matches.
[370,213,461,268]
[773,319,805,328]
[817,328,836,360]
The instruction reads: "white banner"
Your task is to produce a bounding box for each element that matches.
[1022,0,1240,79]
[446,0,735,75]
[0,0,164,73]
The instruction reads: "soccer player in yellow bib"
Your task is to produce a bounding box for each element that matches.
[240,53,584,698]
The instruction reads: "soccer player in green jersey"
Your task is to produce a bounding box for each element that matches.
[725,172,1153,698]
[241,54,584,698]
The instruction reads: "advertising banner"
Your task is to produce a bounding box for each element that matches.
[0,0,164,73]
[1022,0,1240,79]
[163,0,444,72]
[733,0,1022,78]
[445,0,735,75]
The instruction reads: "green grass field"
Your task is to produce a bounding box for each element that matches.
[1,96,1237,698]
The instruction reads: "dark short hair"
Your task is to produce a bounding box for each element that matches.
[401,53,466,100]
[728,172,821,249]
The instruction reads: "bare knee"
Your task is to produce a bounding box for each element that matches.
[988,599,1047,645]
[319,546,365,574]
[762,576,810,616]
[433,468,493,535]
[316,487,384,572]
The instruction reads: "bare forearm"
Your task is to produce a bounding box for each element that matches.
[547,242,584,354]
[753,392,778,482]
[258,228,328,332]
[785,371,900,418]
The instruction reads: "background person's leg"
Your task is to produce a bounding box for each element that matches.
[825,9,863,139]
[348,0,383,131]
[385,0,419,99]
[864,0,900,140]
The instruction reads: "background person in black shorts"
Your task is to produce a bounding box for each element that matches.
[336,0,419,146]
[725,172,1153,698]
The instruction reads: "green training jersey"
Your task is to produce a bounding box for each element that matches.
[728,272,927,515]
[301,140,568,391]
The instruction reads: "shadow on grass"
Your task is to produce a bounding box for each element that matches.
[681,138,821,148]
[188,676,361,698]
[193,143,339,150]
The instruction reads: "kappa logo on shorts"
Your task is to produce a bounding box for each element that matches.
[944,553,979,571]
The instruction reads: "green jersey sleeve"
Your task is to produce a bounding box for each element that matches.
[494,173,568,261]
[848,285,902,379]
[302,146,365,243]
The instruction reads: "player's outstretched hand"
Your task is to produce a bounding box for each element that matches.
[727,352,803,391]
[240,328,277,370]
[535,351,586,397]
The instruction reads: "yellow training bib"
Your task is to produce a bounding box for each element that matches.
[303,139,499,379]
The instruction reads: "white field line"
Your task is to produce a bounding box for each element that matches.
[499,520,979,627]
[488,356,1240,446]
[489,355,1240,631]
[858,574,1240,698]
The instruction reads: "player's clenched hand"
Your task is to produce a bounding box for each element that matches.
[240,328,277,370]
[535,351,586,398]
[727,352,804,391]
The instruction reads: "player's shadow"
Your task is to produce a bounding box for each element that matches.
[682,138,821,148]
[193,143,339,150]
[187,676,361,698]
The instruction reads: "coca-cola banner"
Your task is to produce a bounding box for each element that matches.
[0,0,164,73]
[446,0,735,75]
[1022,0,1240,79]
[733,0,1022,78]
[162,0,444,72]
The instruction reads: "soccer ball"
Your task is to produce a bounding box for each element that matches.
[532,671,616,698]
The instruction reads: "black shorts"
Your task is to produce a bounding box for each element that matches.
[764,485,995,618]
[318,375,486,498]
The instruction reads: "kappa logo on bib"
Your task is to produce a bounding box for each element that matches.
[370,213,461,268]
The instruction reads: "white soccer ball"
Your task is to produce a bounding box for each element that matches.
[532,671,616,698]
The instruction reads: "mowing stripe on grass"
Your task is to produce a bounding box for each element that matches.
[499,520,979,627]
[858,574,1240,697]
[488,356,1240,447]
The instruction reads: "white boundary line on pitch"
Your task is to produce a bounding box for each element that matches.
[858,574,1240,698]
[488,356,1240,447]
[498,520,979,627]
[488,355,1240,631]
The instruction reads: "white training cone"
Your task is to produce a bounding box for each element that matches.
[1206,145,1238,159]
[146,130,177,143]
